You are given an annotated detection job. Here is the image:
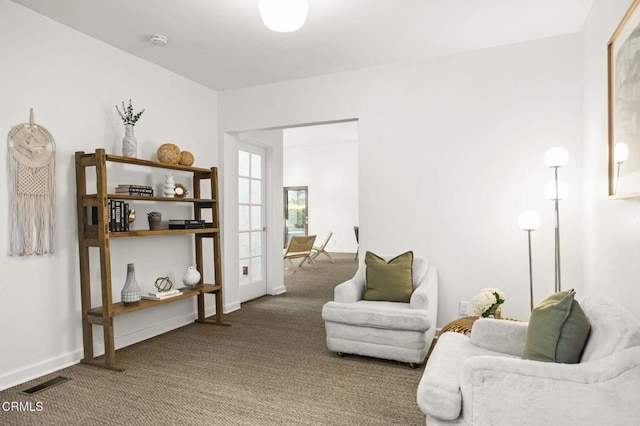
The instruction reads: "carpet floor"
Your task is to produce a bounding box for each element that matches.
[0,253,426,425]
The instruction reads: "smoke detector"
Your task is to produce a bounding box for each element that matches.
[149,34,168,46]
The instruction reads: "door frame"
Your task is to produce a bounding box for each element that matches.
[283,185,308,247]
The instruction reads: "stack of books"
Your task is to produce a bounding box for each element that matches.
[141,289,183,300]
[168,219,212,229]
[115,184,154,197]
[90,201,131,231]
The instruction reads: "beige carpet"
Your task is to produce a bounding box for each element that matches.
[0,253,426,425]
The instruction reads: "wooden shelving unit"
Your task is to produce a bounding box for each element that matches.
[74,148,228,371]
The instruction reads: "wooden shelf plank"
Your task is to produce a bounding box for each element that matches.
[108,228,218,238]
[87,284,221,317]
[81,194,215,204]
[104,153,212,173]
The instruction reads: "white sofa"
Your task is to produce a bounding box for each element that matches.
[321,256,438,366]
[417,293,640,425]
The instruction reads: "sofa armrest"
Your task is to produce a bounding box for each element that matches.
[469,318,528,357]
[410,266,437,310]
[334,267,366,303]
[459,347,640,425]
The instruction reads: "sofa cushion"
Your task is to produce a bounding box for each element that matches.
[580,293,640,362]
[522,289,591,364]
[322,300,431,331]
[363,251,414,302]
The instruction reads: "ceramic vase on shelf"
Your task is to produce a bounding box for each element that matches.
[182,266,201,289]
[163,174,175,197]
[121,263,141,305]
[122,124,137,158]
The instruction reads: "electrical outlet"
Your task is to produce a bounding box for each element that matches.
[458,301,471,316]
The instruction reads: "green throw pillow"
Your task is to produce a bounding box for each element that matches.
[363,251,414,303]
[522,289,591,364]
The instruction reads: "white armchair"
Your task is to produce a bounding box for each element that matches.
[321,256,438,366]
[417,293,640,425]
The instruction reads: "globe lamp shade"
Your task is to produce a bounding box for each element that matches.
[615,142,629,164]
[544,147,569,167]
[518,211,541,231]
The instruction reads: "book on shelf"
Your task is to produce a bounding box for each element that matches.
[168,219,206,225]
[115,184,154,197]
[168,222,213,229]
[146,289,181,297]
[141,290,183,300]
[116,184,153,190]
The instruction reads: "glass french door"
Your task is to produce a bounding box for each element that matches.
[283,186,308,247]
[238,145,266,302]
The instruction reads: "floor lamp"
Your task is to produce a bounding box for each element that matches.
[518,211,541,311]
[544,147,569,293]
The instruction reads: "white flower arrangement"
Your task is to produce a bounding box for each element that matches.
[472,288,506,318]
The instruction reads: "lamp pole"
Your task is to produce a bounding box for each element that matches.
[518,211,540,312]
[553,166,561,293]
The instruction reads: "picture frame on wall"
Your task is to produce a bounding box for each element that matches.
[608,0,640,198]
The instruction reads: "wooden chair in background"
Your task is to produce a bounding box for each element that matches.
[284,235,317,269]
[309,232,334,263]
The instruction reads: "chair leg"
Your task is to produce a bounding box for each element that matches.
[306,256,317,268]
[324,251,334,263]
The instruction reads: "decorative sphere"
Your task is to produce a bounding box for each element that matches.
[179,151,194,166]
[157,143,181,164]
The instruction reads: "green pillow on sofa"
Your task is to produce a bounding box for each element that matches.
[522,289,591,364]
[363,251,414,303]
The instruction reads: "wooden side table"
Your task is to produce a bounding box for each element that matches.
[426,316,479,360]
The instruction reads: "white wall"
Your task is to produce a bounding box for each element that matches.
[582,0,640,318]
[283,138,359,253]
[219,34,585,327]
[0,1,219,390]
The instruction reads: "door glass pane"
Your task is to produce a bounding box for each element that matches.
[239,177,250,204]
[251,153,261,178]
[250,231,262,257]
[251,206,262,230]
[239,151,250,177]
[239,232,250,258]
[251,179,261,204]
[239,206,250,231]
[285,188,306,245]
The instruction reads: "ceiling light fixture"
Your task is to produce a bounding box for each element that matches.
[259,0,308,33]
[149,34,168,46]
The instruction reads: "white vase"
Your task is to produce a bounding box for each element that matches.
[163,174,175,197]
[121,263,141,305]
[182,266,201,288]
[122,124,137,158]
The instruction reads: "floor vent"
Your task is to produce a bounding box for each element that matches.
[21,376,71,395]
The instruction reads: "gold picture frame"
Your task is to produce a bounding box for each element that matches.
[608,0,640,197]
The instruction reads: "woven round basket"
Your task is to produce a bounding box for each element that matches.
[178,150,194,166]
[157,143,181,164]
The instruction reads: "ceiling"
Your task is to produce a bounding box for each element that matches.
[10,0,594,91]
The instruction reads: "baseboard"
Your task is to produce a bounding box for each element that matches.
[0,350,81,392]
[269,285,287,296]
[0,301,239,392]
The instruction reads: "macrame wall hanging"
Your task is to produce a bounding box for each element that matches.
[7,109,56,256]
